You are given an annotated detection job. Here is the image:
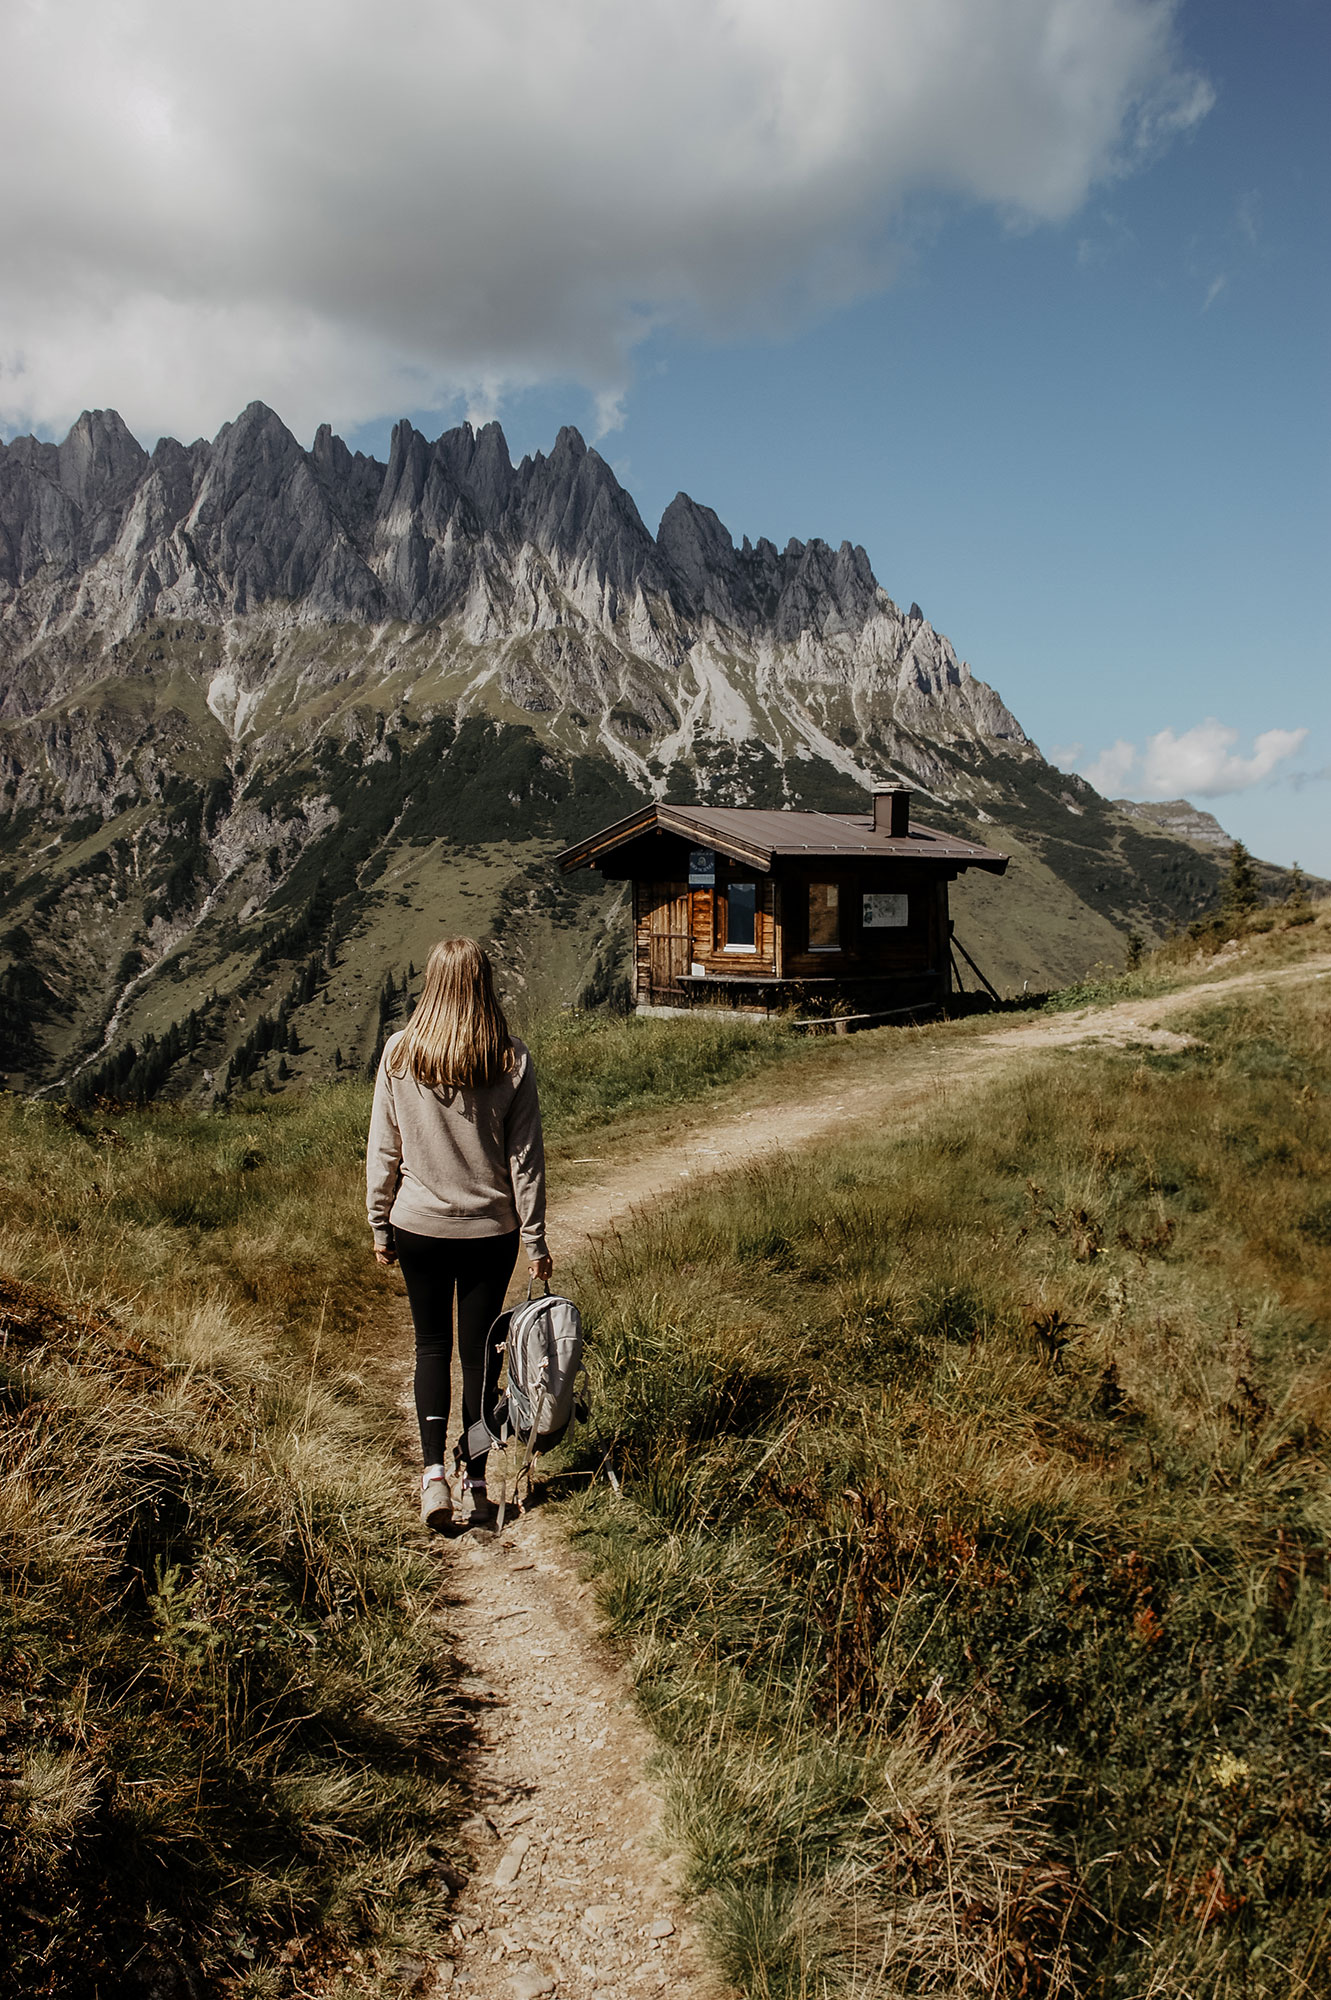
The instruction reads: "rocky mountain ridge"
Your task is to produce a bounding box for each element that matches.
[0,402,1023,798]
[1113,798,1236,851]
[1,399,980,643]
[0,404,1260,1099]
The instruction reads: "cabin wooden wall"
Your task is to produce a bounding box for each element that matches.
[634,862,952,1005]
[688,863,779,974]
[776,867,947,981]
[634,880,691,1000]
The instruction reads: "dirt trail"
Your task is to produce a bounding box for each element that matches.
[415,1514,717,2000]
[409,950,1331,2000]
[553,950,1331,1247]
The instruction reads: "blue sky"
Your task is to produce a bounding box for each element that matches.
[348,0,1329,869]
[4,0,1326,869]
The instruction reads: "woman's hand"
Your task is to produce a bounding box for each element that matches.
[528,1254,553,1285]
[374,1245,397,1267]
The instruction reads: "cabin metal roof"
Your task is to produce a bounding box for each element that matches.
[557,802,1008,875]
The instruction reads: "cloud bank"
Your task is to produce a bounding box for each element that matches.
[1,0,1209,443]
[1073,719,1309,800]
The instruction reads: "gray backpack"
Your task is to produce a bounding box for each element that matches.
[465,1284,587,1514]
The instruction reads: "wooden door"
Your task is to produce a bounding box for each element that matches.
[644,881,691,999]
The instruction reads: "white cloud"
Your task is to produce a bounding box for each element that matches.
[1082,738,1139,796]
[1079,719,1309,800]
[0,0,1210,444]
[1141,721,1308,797]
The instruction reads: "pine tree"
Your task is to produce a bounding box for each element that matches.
[334,1047,343,1070]
[276,1055,290,1081]
[1125,930,1145,971]
[1221,840,1260,920]
[1286,862,1309,913]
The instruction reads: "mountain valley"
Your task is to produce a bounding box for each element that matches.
[0,403,1273,1099]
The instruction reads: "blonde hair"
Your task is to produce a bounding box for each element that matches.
[387,938,514,1090]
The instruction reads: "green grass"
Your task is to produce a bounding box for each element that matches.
[560,979,1331,1998]
[3,936,1329,1996]
[0,1089,457,1996]
[527,1009,802,1134]
[1040,894,1329,1013]
[0,1010,843,1994]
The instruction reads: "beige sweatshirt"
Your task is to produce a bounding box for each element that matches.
[365,1033,549,1258]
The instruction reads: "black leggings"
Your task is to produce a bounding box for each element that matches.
[394,1227,520,1478]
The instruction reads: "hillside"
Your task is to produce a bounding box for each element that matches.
[0,404,1279,1099]
[4,918,1328,1996]
[561,931,1331,2000]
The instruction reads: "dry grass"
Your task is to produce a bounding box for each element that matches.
[3,915,1328,1996]
[562,976,1331,1996]
[1040,892,1330,1013]
[0,1089,459,1996]
[527,1009,803,1133]
[0,1014,835,1995]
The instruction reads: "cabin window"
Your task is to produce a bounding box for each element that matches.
[807,881,840,951]
[725,880,758,951]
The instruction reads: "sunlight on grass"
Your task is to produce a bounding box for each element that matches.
[2,909,1327,1995]
[562,979,1331,1997]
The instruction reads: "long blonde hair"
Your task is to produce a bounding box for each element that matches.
[387,938,514,1089]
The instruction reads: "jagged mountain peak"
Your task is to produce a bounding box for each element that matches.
[0,397,1031,783]
[5,402,888,635]
[2,398,1265,1106]
[56,407,149,504]
[549,423,589,459]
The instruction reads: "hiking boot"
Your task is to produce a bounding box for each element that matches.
[421,1474,454,1532]
[463,1477,497,1530]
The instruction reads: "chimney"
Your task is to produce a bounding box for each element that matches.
[873,787,913,838]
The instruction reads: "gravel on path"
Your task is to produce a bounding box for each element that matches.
[412,1510,718,2000]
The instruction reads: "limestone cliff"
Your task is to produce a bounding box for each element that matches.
[0,405,1253,1097]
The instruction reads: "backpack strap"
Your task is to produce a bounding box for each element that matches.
[460,1305,515,1464]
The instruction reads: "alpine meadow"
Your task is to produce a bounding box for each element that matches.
[3,893,1329,1995]
[2,7,1327,1985]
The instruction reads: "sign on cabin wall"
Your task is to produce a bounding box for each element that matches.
[688,847,716,886]
[862,892,909,928]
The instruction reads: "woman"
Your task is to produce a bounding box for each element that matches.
[366,937,552,1531]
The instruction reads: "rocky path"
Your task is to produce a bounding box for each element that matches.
[405,948,1331,1999]
[415,1510,715,2000]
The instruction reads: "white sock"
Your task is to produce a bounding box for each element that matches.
[422,1463,446,1486]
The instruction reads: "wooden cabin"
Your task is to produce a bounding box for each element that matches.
[557,790,1009,1022]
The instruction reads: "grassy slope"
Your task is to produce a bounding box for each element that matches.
[0,1011,819,1995]
[949,831,1129,995]
[0,698,638,1094]
[3,633,1297,1098]
[0,1089,465,1997]
[3,907,1327,1995]
[559,937,1331,1997]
